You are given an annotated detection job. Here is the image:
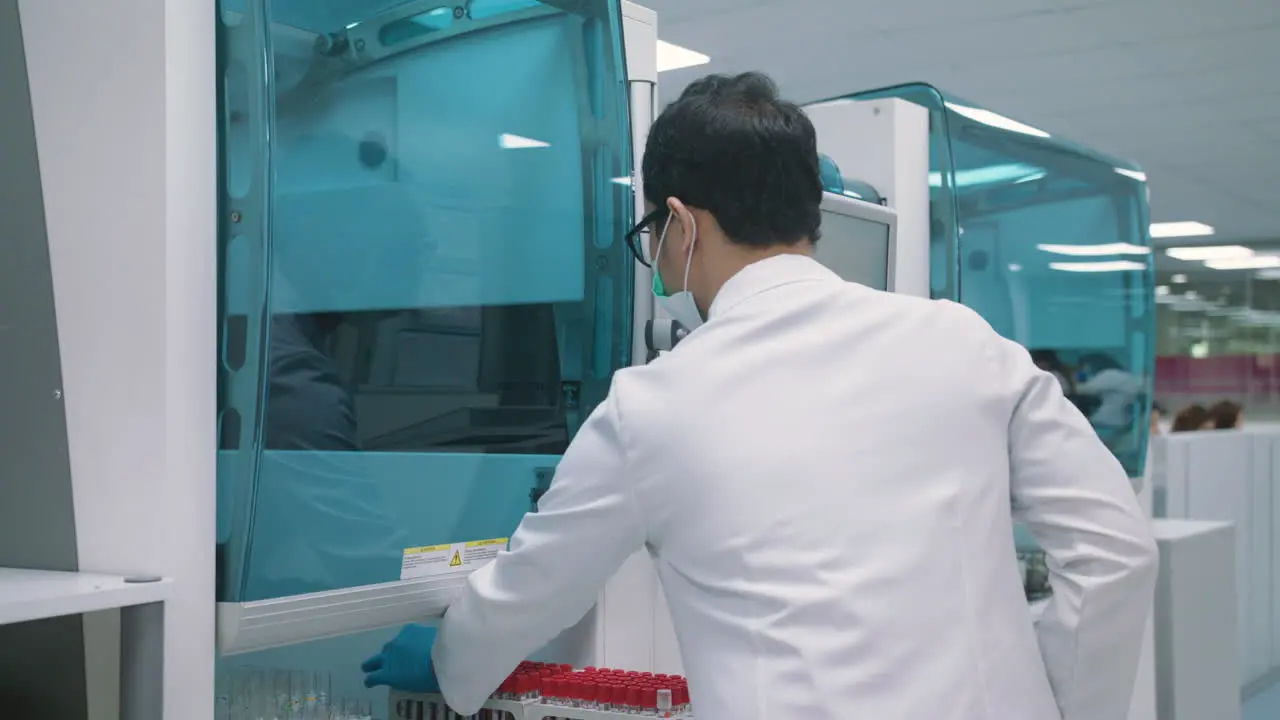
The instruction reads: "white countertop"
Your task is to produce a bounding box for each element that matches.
[0,567,170,626]
[1151,518,1234,541]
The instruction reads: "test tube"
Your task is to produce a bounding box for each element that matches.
[286,671,305,718]
[314,671,331,720]
[339,697,363,720]
[657,689,672,717]
[643,687,659,717]
[590,683,604,712]
[225,667,246,720]
[626,686,641,715]
[215,670,231,720]
[258,668,272,720]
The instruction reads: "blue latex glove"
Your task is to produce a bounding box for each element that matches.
[362,624,441,693]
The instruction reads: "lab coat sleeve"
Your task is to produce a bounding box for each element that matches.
[999,339,1159,720]
[432,386,646,715]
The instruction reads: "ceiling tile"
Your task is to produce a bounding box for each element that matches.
[647,0,1280,239]
[943,25,1280,93]
[1059,0,1280,44]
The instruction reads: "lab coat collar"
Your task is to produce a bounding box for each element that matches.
[707,253,837,320]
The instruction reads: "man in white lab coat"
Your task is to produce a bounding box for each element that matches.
[363,72,1159,720]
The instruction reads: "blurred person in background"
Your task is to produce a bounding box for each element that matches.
[1208,400,1244,430]
[1074,353,1142,432]
[1171,404,1213,433]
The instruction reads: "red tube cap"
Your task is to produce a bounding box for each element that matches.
[642,687,658,709]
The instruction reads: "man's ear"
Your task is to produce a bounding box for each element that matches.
[665,198,698,250]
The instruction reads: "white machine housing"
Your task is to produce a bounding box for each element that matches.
[16,0,217,716]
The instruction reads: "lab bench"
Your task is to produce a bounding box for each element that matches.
[0,567,169,720]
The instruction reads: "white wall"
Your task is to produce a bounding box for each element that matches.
[19,1,217,718]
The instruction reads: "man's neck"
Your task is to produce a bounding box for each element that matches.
[700,241,815,314]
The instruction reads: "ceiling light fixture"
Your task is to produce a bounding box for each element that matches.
[1049,260,1148,273]
[1151,221,1215,239]
[928,163,1043,188]
[944,102,1050,139]
[656,40,710,73]
[498,133,550,149]
[1165,245,1252,261]
[1037,242,1150,257]
[1204,256,1280,271]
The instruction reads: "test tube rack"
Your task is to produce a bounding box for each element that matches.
[389,692,692,720]
[389,662,692,720]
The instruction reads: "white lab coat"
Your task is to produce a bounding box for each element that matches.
[434,254,1158,720]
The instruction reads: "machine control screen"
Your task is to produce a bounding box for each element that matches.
[814,192,896,291]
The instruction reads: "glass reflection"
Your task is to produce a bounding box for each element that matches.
[1154,244,1280,424]
[216,0,633,601]
[851,83,1155,477]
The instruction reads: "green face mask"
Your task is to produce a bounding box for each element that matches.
[652,271,670,297]
[651,210,703,331]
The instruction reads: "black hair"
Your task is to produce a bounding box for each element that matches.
[641,72,823,247]
[1029,349,1063,368]
[1208,400,1243,429]
[1172,404,1210,432]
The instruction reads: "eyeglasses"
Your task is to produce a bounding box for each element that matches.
[624,208,667,269]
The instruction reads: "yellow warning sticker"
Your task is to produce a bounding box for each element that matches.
[400,538,509,581]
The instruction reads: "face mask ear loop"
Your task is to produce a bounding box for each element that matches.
[655,211,675,273]
[681,215,697,292]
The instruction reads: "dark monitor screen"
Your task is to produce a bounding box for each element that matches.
[814,191,897,292]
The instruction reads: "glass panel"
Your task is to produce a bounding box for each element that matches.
[216,0,633,602]
[850,83,1155,478]
[1154,243,1280,425]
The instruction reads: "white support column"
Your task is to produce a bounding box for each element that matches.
[19,1,217,718]
[585,0,666,674]
[624,0,657,370]
[804,98,931,299]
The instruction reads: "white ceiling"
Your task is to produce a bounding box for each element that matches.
[644,0,1280,241]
